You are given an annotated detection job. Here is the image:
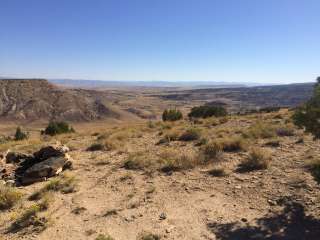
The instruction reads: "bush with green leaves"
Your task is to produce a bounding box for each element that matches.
[188,105,227,118]
[162,109,183,121]
[43,121,75,136]
[292,77,320,139]
[14,127,28,141]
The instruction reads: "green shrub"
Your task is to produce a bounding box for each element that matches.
[293,77,320,139]
[162,109,183,121]
[188,105,227,118]
[14,127,28,141]
[43,121,75,136]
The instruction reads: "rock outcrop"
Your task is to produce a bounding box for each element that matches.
[0,143,73,185]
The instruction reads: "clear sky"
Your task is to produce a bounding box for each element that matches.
[0,0,319,84]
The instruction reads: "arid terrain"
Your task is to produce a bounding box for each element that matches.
[0,80,319,240]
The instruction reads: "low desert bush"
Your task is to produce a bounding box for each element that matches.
[162,109,183,121]
[239,148,271,171]
[14,127,29,141]
[43,121,75,136]
[188,105,227,118]
[0,185,23,210]
[178,128,201,141]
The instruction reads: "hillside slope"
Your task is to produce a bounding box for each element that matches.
[0,79,119,121]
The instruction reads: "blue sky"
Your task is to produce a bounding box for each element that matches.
[0,0,319,83]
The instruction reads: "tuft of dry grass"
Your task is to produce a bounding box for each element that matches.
[9,202,49,233]
[159,148,199,172]
[95,234,115,240]
[0,185,23,210]
[138,232,161,240]
[201,141,223,162]
[29,173,77,201]
[243,121,276,139]
[178,128,201,141]
[219,136,248,152]
[239,147,271,171]
[123,152,156,170]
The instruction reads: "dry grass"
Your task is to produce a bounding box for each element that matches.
[276,123,295,137]
[123,152,157,170]
[201,141,223,162]
[178,128,201,141]
[138,232,161,240]
[9,202,49,233]
[218,136,248,152]
[0,185,23,210]
[29,173,77,200]
[159,148,199,172]
[243,121,276,139]
[95,234,115,240]
[239,147,271,171]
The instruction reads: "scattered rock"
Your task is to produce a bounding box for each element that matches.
[33,144,69,161]
[20,156,71,185]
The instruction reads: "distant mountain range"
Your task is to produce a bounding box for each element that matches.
[48,79,255,88]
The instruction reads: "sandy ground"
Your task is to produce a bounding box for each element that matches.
[1,115,320,240]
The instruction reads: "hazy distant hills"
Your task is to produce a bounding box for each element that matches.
[155,82,314,110]
[49,79,250,89]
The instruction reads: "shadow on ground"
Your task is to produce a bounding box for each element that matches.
[208,199,320,240]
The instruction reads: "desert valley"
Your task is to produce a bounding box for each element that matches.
[0,78,319,240]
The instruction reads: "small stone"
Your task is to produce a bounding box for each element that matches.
[241,218,248,222]
[159,212,167,220]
